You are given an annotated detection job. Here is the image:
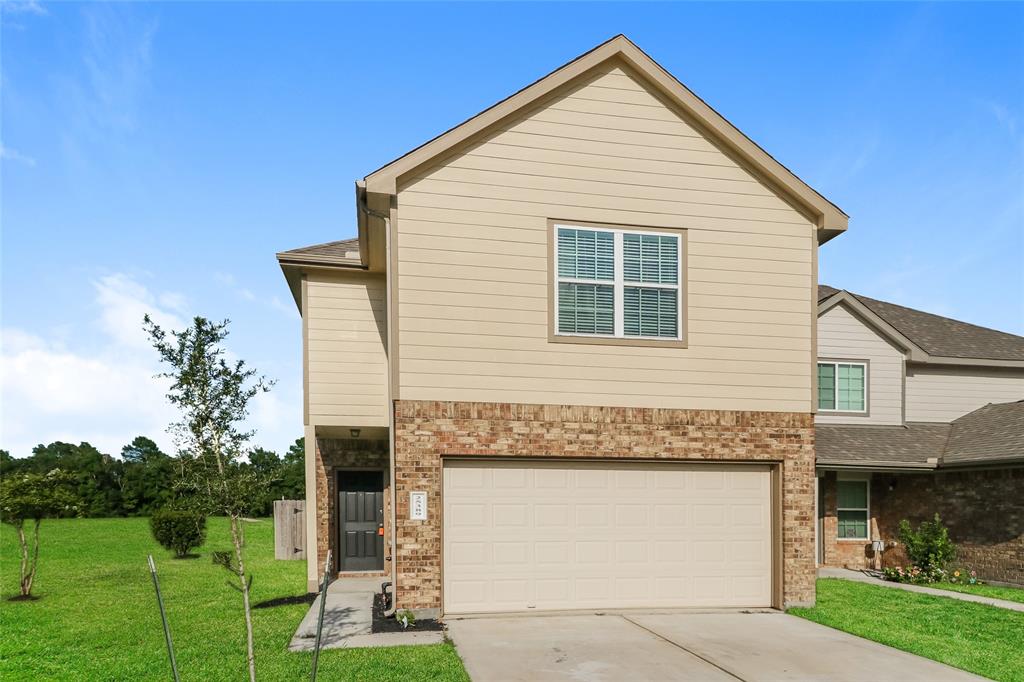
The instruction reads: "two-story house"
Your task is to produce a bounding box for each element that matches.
[814,286,1024,584]
[278,35,849,615]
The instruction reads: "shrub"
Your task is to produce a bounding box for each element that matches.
[897,513,956,573]
[150,508,206,558]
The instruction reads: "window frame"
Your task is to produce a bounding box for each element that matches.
[817,359,869,415]
[549,220,687,348]
[835,475,870,541]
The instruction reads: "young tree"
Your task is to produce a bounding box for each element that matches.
[145,315,273,682]
[0,470,80,598]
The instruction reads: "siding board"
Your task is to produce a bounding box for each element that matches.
[815,304,904,425]
[305,273,389,427]
[395,65,815,411]
[905,366,1024,421]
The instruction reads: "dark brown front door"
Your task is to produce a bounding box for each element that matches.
[338,471,384,571]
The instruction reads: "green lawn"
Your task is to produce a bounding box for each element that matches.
[0,517,468,681]
[930,581,1024,605]
[790,579,1024,682]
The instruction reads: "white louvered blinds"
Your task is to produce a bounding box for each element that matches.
[555,225,682,340]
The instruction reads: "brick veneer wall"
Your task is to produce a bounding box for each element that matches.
[393,400,817,611]
[820,468,1024,585]
[314,438,390,578]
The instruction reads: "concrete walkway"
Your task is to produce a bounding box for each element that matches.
[447,611,982,681]
[288,577,443,651]
[819,567,1024,612]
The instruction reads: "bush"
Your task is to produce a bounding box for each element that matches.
[897,513,956,573]
[150,509,206,558]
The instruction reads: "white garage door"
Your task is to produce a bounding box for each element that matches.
[443,460,772,614]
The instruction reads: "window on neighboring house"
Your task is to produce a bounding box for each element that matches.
[837,479,869,539]
[818,361,866,412]
[555,225,682,340]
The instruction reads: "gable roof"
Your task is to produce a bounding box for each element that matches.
[818,400,1024,470]
[363,35,847,242]
[818,285,1024,365]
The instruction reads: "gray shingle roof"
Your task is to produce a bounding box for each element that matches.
[817,400,1024,468]
[945,400,1024,465]
[277,238,360,264]
[818,284,1024,362]
[816,423,950,468]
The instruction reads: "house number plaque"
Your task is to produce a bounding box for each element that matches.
[409,491,427,520]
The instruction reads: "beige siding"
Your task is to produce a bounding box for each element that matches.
[815,303,904,426]
[305,271,389,427]
[905,365,1024,422]
[395,64,815,412]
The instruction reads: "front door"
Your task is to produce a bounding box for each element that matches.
[338,470,384,572]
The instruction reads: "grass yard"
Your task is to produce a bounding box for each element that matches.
[790,578,1024,682]
[930,581,1024,605]
[0,517,468,681]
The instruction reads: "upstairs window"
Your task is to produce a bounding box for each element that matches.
[818,361,867,412]
[554,224,682,341]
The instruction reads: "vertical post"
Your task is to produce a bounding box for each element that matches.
[148,555,180,682]
[310,549,332,681]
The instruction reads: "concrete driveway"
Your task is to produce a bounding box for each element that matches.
[446,611,982,681]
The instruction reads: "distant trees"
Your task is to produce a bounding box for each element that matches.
[0,436,304,518]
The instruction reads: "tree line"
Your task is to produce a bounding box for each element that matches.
[0,436,305,518]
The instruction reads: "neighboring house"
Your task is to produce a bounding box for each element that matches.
[277,35,850,615]
[815,285,1024,584]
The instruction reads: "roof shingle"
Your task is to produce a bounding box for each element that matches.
[818,285,1024,362]
[278,238,359,262]
[817,400,1024,468]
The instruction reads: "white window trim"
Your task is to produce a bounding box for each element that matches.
[817,360,868,414]
[836,474,870,541]
[553,223,682,341]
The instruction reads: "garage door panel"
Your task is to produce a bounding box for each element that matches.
[443,460,771,614]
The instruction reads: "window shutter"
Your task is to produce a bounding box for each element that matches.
[558,283,613,335]
[558,228,613,280]
[624,287,678,338]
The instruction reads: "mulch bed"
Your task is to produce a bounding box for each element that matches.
[253,593,317,609]
[371,593,444,633]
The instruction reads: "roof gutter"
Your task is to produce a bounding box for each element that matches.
[816,460,939,473]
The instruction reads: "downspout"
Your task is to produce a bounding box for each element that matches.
[357,192,399,617]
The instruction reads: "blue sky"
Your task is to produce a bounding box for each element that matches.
[2,2,1022,458]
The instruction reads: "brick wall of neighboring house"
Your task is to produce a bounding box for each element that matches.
[314,438,390,578]
[820,468,1024,585]
[393,400,817,611]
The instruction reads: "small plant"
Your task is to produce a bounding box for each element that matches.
[882,564,946,584]
[150,508,207,558]
[897,513,956,573]
[948,568,982,585]
[0,469,80,598]
[396,609,417,629]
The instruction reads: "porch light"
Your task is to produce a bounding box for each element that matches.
[350,428,361,438]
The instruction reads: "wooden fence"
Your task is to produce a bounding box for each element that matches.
[273,500,306,560]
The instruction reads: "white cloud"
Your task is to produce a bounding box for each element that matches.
[1,144,37,167]
[1,274,301,459]
[1,0,48,16]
